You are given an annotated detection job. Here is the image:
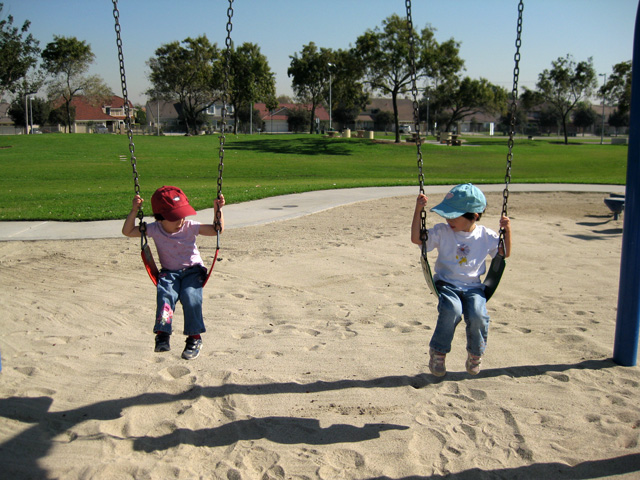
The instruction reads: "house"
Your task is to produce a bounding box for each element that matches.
[0,102,22,135]
[145,100,235,134]
[254,103,330,133]
[145,100,182,133]
[52,95,134,133]
[356,97,415,131]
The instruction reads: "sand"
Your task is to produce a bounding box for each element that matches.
[1,191,639,479]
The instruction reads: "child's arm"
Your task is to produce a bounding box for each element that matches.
[411,194,428,245]
[122,195,143,238]
[499,216,511,258]
[199,194,225,236]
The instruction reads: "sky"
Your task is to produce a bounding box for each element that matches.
[3,0,638,105]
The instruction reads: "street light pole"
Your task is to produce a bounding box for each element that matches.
[24,94,29,134]
[600,73,607,145]
[29,96,34,134]
[327,62,334,131]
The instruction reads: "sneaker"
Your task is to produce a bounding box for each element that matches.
[466,352,482,375]
[429,348,447,377]
[154,332,171,352]
[182,336,202,360]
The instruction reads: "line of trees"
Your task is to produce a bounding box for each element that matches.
[1,3,113,133]
[1,3,632,141]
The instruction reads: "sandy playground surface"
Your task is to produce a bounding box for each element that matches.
[1,191,639,479]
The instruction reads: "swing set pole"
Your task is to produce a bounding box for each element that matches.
[613,0,640,367]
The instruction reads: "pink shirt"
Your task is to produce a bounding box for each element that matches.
[146,219,203,271]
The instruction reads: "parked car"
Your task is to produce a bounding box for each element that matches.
[398,124,411,133]
[30,128,43,134]
[94,124,108,134]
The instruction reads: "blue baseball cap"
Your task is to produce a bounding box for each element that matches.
[430,183,487,219]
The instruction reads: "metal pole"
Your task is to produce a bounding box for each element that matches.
[29,96,33,134]
[328,62,334,131]
[426,96,430,137]
[613,0,640,366]
[600,73,606,145]
[24,94,28,134]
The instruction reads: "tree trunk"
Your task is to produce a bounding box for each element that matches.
[392,90,400,143]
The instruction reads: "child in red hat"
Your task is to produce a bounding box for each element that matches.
[122,186,225,360]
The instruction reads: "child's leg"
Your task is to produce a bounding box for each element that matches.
[178,266,206,336]
[155,271,180,334]
[462,288,490,357]
[429,283,463,354]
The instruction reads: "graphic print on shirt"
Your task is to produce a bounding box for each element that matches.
[157,303,174,326]
[456,243,470,266]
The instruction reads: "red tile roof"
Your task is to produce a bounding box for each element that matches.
[53,95,133,121]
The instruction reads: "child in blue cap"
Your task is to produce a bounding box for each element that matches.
[411,184,511,376]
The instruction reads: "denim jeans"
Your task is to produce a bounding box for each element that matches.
[154,265,207,336]
[429,281,490,357]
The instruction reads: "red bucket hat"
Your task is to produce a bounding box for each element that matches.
[151,186,197,221]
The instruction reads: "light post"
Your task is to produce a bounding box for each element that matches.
[29,96,34,134]
[327,62,334,131]
[426,95,430,137]
[599,73,607,145]
[23,92,37,134]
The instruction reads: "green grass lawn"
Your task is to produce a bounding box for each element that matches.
[0,133,627,221]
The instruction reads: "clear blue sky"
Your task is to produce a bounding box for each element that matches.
[4,0,637,105]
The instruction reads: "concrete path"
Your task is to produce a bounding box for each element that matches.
[0,184,625,241]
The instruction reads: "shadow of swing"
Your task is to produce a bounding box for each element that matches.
[367,452,640,480]
[0,358,619,478]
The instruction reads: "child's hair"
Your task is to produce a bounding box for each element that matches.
[462,211,483,221]
[154,213,165,221]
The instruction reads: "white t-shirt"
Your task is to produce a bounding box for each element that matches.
[146,219,204,271]
[426,223,499,289]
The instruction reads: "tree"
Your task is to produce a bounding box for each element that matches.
[528,54,597,144]
[430,77,508,132]
[601,60,631,130]
[608,109,629,136]
[572,102,597,136]
[236,105,263,133]
[325,48,369,131]
[42,36,111,132]
[8,95,50,128]
[228,42,277,134]
[538,107,561,135]
[0,3,40,97]
[373,110,394,131]
[134,105,146,126]
[496,107,528,135]
[354,14,463,142]
[287,106,310,133]
[147,35,220,135]
[288,42,334,134]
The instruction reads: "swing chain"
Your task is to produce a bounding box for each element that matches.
[406,0,428,251]
[501,0,524,244]
[216,0,233,232]
[112,0,147,249]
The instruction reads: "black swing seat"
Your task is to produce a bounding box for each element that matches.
[421,254,439,297]
[420,252,505,301]
[483,253,506,301]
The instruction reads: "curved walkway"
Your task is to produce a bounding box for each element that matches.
[0,184,625,241]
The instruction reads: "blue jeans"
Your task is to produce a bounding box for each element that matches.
[154,265,207,336]
[429,281,490,357]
